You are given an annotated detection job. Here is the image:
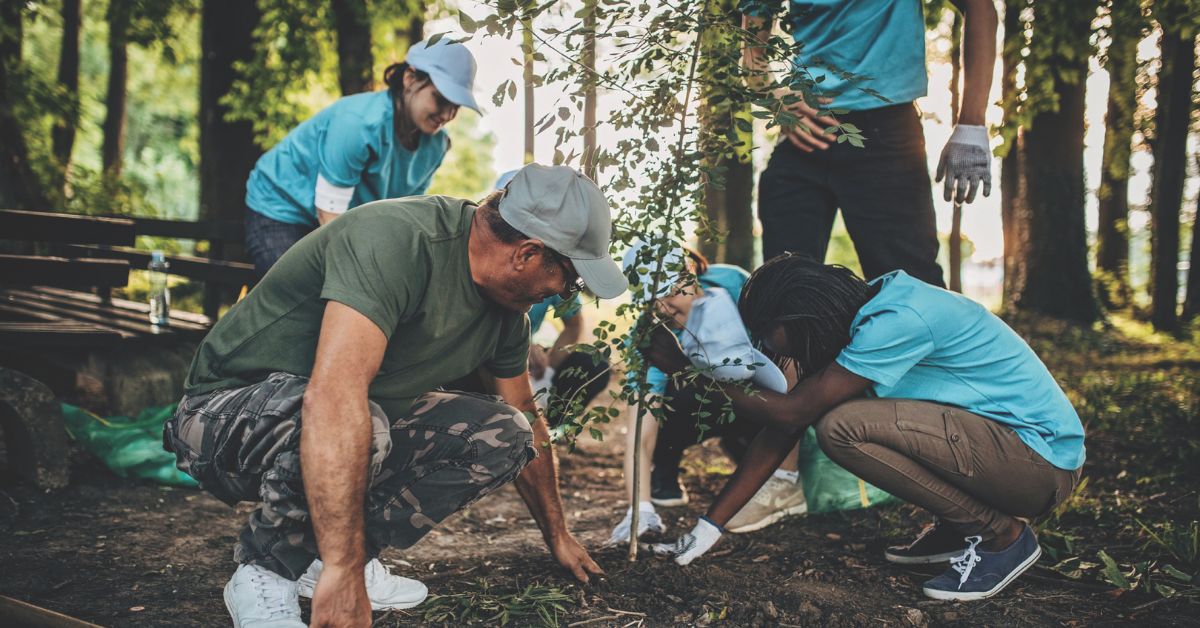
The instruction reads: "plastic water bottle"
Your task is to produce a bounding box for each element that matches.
[148,250,170,327]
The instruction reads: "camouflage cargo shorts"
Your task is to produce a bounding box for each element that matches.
[164,372,536,580]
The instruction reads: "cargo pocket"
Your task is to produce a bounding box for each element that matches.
[894,401,974,477]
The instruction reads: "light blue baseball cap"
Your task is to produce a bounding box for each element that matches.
[405,38,482,114]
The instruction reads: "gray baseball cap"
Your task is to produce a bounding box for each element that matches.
[498,164,628,299]
[405,38,482,114]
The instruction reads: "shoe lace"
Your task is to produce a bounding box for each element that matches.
[249,569,295,617]
[949,536,983,590]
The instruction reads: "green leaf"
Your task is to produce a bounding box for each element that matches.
[458,11,478,33]
[840,122,861,133]
[1097,550,1131,589]
[1161,564,1193,583]
[847,136,864,148]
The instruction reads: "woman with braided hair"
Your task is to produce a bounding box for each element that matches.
[644,253,1084,602]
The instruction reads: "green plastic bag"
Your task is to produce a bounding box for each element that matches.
[798,427,895,513]
[61,403,198,488]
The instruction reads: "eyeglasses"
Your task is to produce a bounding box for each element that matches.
[552,254,586,298]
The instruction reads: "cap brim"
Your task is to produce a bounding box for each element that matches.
[571,256,628,299]
[748,348,789,394]
[428,70,483,114]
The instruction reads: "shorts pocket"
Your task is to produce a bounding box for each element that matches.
[894,401,974,477]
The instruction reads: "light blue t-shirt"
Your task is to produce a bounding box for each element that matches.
[635,264,751,395]
[835,271,1085,470]
[246,90,450,226]
[742,0,928,111]
[527,294,580,335]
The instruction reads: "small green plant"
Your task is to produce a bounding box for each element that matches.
[412,579,573,627]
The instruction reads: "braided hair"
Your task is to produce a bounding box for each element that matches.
[738,253,874,379]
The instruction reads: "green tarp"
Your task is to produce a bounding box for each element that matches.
[61,403,197,488]
[799,427,896,513]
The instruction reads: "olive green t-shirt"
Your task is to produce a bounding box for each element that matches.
[185,196,530,417]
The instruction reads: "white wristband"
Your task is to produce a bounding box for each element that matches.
[314,174,355,214]
[948,124,988,145]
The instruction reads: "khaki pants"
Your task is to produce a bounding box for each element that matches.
[814,399,1081,540]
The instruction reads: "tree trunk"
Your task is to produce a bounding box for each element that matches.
[1184,154,1200,321]
[581,0,597,181]
[1147,26,1195,332]
[1095,0,1140,310]
[51,0,81,175]
[948,10,963,293]
[522,19,535,164]
[1008,2,1098,323]
[999,0,1024,310]
[331,0,374,94]
[102,0,130,176]
[0,0,47,209]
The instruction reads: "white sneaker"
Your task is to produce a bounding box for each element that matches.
[605,505,666,546]
[726,476,808,534]
[223,563,305,628]
[298,558,428,610]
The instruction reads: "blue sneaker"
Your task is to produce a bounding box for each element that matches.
[921,526,1041,601]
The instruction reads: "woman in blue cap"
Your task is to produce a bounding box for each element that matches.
[243,38,482,276]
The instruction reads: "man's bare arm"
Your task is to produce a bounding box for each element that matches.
[950,0,998,125]
[492,374,604,583]
[547,313,584,370]
[303,301,387,626]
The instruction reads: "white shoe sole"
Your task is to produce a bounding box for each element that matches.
[650,495,689,507]
[884,549,964,564]
[726,503,808,534]
[921,544,1042,601]
[296,576,428,610]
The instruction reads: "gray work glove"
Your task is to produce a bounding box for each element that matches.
[935,124,992,204]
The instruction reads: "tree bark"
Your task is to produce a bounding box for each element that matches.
[52,0,81,174]
[999,0,1024,310]
[1147,26,1195,331]
[1007,2,1098,323]
[102,0,131,176]
[523,19,535,164]
[581,0,597,181]
[0,0,47,209]
[1095,0,1141,310]
[200,0,261,243]
[948,10,963,293]
[1184,154,1200,321]
[331,0,374,94]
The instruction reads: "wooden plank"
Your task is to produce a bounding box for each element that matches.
[26,287,213,329]
[127,216,242,242]
[63,244,256,285]
[0,321,124,349]
[0,595,104,628]
[0,209,135,246]
[1,291,182,339]
[0,255,130,290]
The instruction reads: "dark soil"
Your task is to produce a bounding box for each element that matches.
[3,318,1199,626]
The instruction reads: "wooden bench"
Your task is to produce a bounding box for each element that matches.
[0,208,255,489]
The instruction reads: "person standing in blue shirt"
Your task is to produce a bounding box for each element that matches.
[742,0,998,285]
[646,254,1084,602]
[243,39,482,276]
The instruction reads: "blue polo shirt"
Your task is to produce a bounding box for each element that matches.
[741,0,928,111]
[246,90,450,226]
[527,295,581,335]
[835,271,1085,470]
[636,264,751,395]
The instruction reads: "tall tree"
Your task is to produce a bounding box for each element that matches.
[998,0,1026,309]
[199,0,262,265]
[523,17,535,164]
[1007,1,1099,323]
[1095,0,1145,309]
[1185,154,1200,321]
[948,8,964,293]
[698,0,754,271]
[581,0,597,181]
[1147,7,1197,331]
[331,0,374,94]
[51,0,81,177]
[102,0,132,175]
[0,0,48,209]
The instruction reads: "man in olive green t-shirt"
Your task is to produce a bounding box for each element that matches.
[165,165,628,628]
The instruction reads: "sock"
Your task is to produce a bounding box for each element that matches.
[773,469,800,484]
